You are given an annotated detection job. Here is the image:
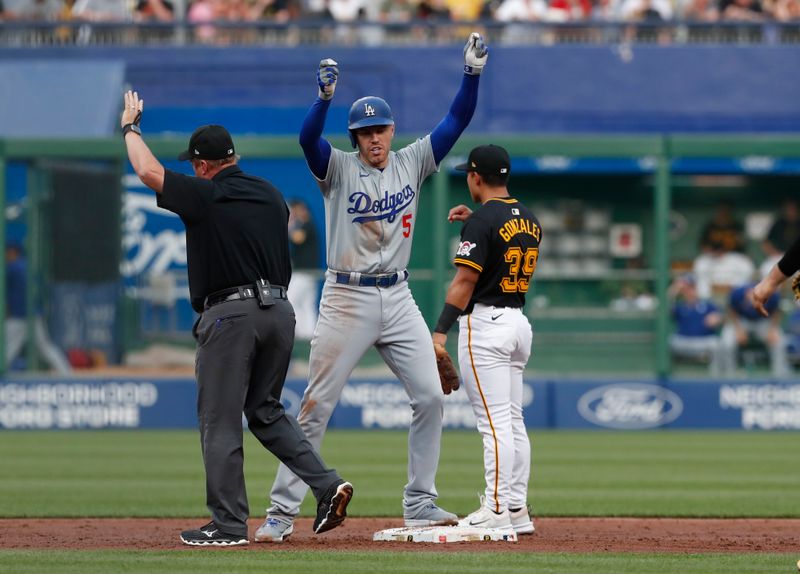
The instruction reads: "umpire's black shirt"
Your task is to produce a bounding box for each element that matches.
[158,165,292,313]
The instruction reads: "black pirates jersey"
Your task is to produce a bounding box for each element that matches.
[453,197,542,313]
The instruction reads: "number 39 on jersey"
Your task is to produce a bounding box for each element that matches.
[500,246,538,293]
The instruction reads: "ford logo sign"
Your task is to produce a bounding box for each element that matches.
[577,384,683,429]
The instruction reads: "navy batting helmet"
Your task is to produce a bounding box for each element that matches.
[348,96,394,148]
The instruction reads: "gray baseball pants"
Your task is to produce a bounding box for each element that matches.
[268,277,444,519]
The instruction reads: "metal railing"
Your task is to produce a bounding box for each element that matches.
[0,20,798,47]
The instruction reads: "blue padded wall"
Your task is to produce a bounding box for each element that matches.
[1,45,798,135]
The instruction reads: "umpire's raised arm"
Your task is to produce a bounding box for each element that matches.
[429,32,489,165]
[121,90,165,193]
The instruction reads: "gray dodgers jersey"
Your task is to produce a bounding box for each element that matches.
[316,135,438,274]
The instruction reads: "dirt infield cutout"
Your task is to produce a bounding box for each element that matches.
[3,517,798,553]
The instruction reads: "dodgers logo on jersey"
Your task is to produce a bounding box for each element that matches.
[456,241,477,256]
[348,184,415,224]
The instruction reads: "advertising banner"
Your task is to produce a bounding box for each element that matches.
[1,378,798,431]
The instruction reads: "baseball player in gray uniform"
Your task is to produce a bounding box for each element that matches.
[255,33,489,542]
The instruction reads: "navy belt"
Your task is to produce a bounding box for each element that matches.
[204,284,287,309]
[335,270,409,288]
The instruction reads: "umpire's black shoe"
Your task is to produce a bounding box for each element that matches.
[180,521,249,547]
[313,480,353,534]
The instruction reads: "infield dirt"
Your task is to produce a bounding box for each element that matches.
[2,517,798,553]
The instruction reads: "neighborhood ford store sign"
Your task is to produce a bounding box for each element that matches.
[577,384,683,429]
[2,378,798,430]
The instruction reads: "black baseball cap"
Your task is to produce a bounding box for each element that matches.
[454,144,511,176]
[178,125,236,161]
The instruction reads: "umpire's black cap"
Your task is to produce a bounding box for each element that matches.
[454,144,510,176]
[178,125,236,161]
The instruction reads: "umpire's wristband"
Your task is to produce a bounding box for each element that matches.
[122,123,142,137]
[434,303,463,334]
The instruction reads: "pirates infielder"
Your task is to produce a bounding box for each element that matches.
[433,144,540,534]
[255,33,489,542]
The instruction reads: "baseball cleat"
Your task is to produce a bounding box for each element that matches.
[509,506,535,534]
[404,503,458,527]
[313,480,353,534]
[254,515,295,543]
[458,496,513,529]
[180,521,249,547]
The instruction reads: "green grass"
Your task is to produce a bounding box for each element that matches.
[0,430,798,518]
[0,430,797,573]
[0,550,795,574]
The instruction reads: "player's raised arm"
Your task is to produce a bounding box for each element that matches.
[430,33,488,165]
[298,59,338,180]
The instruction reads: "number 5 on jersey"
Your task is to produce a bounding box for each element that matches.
[500,246,538,293]
[402,213,412,238]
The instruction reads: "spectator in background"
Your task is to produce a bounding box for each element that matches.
[259,0,303,22]
[680,0,720,20]
[722,282,790,378]
[622,0,674,19]
[3,0,63,20]
[701,201,745,254]
[287,199,321,341]
[72,0,131,20]
[328,0,365,21]
[763,199,800,259]
[301,0,333,18]
[692,239,755,302]
[445,0,485,20]
[774,0,800,20]
[134,0,175,21]
[188,0,224,42]
[785,308,800,364]
[381,0,414,22]
[5,243,72,375]
[760,199,800,278]
[494,0,547,21]
[621,0,673,43]
[133,0,175,43]
[548,0,592,21]
[720,0,765,20]
[669,274,728,377]
[416,0,452,20]
[590,0,623,19]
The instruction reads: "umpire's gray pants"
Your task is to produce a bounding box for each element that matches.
[268,278,444,520]
[194,297,340,537]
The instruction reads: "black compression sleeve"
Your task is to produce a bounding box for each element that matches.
[777,235,800,276]
[434,303,463,334]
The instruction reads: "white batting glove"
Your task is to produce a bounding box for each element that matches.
[317,58,339,100]
[463,32,488,75]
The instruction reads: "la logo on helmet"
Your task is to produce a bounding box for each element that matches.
[364,104,375,117]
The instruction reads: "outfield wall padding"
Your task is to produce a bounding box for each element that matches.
[0,378,797,431]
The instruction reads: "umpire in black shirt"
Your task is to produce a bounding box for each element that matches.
[120,90,352,547]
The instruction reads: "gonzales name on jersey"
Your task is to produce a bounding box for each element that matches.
[453,198,542,311]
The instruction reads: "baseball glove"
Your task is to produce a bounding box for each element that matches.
[434,343,460,395]
[792,273,800,302]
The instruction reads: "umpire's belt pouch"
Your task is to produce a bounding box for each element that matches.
[255,279,275,308]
